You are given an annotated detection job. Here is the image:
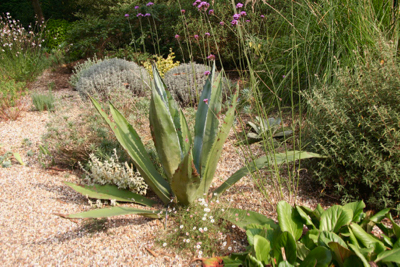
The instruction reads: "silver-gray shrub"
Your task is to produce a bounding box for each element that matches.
[164,63,232,106]
[75,58,150,99]
[69,55,106,88]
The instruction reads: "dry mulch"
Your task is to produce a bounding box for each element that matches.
[0,67,329,266]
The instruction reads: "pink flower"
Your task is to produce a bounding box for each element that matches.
[233,13,240,20]
[236,3,243,9]
[260,15,265,18]
[207,54,215,60]
[175,34,180,39]
[203,99,209,104]
[125,14,129,17]
[194,34,199,40]
[208,9,214,15]
[220,21,224,26]
[181,9,186,14]
[135,6,139,9]
[204,71,210,76]
[240,11,247,16]
[231,19,238,25]
[205,32,210,37]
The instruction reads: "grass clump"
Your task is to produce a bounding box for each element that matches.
[305,39,400,212]
[31,90,55,112]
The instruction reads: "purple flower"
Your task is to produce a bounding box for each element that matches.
[198,1,210,11]
[135,6,139,9]
[194,34,199,40]
[220,21,224,26]
[137,13,144,17]
[125,14,129,17]
[145,13,151,17]
[175,34,180,39]
[246,19,250,22]
[181,9,186,14]
[236,3,243,9]
[260,15,265,18]
[203,98,209,104]
[205,32,210,37]
[146,2,154,6]
[231,19,238,25]
[207,54,215,60]
[240,11,247,16]
[282,75,286,78]
[233,13,240,20]
[208,9,214,15]
[204,71,210,76]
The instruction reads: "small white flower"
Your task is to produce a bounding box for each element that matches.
[213,192,218,196]
[180,225,184,229]
[196,244,201,249]
[163,243,167,247]
[209,216,213,219]
[199,251,203,255]
[202,217,206,221]
[232,225,236,228]
[204,227,208,232]
[186,239,190,243]
[193,227,196,230]
[228,246,232,251]
[222,241,227,247]
[183,239,186,243]
[204,208,211,213]
[211,219,215,223]
[221,208,224,211]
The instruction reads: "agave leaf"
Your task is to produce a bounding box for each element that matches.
[170,148,201,206]
[149,80,182,181]
[247,121,260,134]
[274,130,293,138]
[193,62,221,175]
[64,182,156,207]
[200,88,238,195]
[179,110,192,155]
[90,97,171,204]
[66,207,161,219]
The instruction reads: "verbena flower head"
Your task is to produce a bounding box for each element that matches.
[146,2,154,6]
[246,19,250,22]
[137,13,144,17]
[231,19,238,25]
[135,6,139,9]
[181,9,186,14]
[125,14,129,17]
[204,71,210,76]
[208,9,214,15]
[145,13,151,17]
[260,14,265,18]
[198,1,210,11]
[233,13,240,20]
[194,34,199,40]
[220,21,224,25]
[207,54,215,60]
[240,11,247,16]
[236,3,243,9]
[205,32,210,37]
[175,34,180,39]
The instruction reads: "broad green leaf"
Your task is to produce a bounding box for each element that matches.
[170,148,201,206]
[301,229,320,250]
[223,208,278,230]
[343,201,366,223]
[296,206,316,229]
[222,257,243,267]
[387,212,400,239]
[296,242,310,261]
[343,255,364,267]
[298,205,322,228]
[348,243,370,267]
[193,63,219,175]
[394,238,400,249]
[272,231,297,264]
[67,207,161,219]
[64,182,156,206]
[329,242,354,267]
[149,82,182,181]
[350,223,386,254]
[278,261,295,267]
[201,88,238,194]
[299,246,332,267]
[246,229,263,247]
[368,208,391,224]
[277,201,303,241]
[90,98,171,204]
[375,248,400,263]
[254,235,271,265]
[319,231,347,248]
[246,254,264,267]
[320,205,352,233]
[13,152,24,165]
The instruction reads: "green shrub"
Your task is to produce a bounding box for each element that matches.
[69,55,107,88]
[31,90,55,111]
[305,40,400,212]
[43,19,71,50]
[0,75,26,121]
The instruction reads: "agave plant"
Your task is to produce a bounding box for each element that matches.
[247,116,293,144]
[61,63,322,219]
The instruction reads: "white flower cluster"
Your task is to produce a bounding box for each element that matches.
[79,149,148,195]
